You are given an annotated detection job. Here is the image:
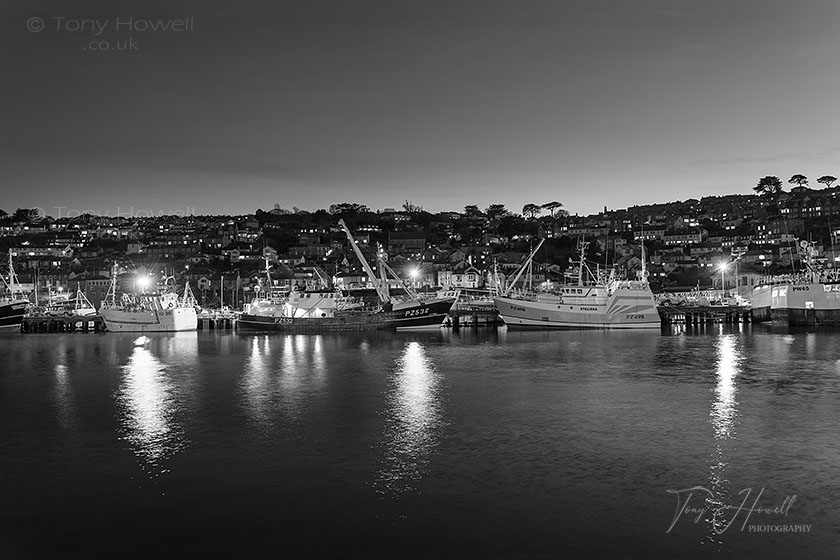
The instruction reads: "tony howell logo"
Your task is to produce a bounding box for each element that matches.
[666,486,810,535]
[26,16,196,35]
[49,206,197,219]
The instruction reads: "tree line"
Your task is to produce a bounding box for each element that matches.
[753,174,837,196]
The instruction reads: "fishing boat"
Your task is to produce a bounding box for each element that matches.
[242,257,365,322]
[99,267,198,332]
[0,254,30,331]
[751,240,840,325]
[42,284,96,318]
[493,239,660,329]
[45,290,97,317]
[237,220,458,332]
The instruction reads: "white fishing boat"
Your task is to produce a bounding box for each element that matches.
[751,240,840,325]
[494,239,660,329]
[0,254,30,331]
[99,267,198,333]
[44,286,96,318]
[242,257,365,320]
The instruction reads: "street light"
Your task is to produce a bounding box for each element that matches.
[136,274,151,293]
[717,261,729,296]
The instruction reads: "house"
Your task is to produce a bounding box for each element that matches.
[72,272,111,309]
[664,231,704,246]
[333,270,371,290]
[126,242,144,254]
[739,249,775,268]
[732,270,766,297]
[388,231,426,255]
[633,228,666,241]
[289,245,331,259]
[438,263,484,289]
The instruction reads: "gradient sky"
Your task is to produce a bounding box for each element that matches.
[2,0,839,218]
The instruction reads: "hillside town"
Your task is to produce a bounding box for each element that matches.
[2,174,839,309]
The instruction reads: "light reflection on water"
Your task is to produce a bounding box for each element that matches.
[707,333,741,542]
[280,336,304,403]
[243,336,272,426]
[375,341,444,497]
[53,363,74,433]
[116,336,188,477]
[241,335,328,429]
[52,337,75,434]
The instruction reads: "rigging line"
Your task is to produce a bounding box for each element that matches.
[781,213,795,272]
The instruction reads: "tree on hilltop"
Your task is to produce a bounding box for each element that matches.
[817,175,837,189]
[485,204,510,221]
[753,176,783,197]
[522,203,542,219]
[463,205,482,217]
[541,201,563,218]
[328,202,370,215]
[788,174,809,190]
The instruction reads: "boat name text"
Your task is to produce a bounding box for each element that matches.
[404,307,430,317]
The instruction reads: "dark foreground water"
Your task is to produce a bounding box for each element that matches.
[1,325,839,559]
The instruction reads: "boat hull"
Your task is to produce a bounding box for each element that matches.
[237,297,455,332]
[494,289,660,330]
[765,282,840,325]
[0,300,29,331]
[100,307,198,332]
[750,284,773,323]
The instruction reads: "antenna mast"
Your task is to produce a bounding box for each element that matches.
[338,219,391,304]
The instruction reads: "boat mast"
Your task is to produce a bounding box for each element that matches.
[577,239,588,286]
[502,238,545,296]
[8,253,23,296]
[181,281,197,308]
[379,258,420,300]
[262,256,272,295]
[312,266,331,289]
[103,263,118,308]
[376,245,390,298]
[527,243,533,291]
[1,254,12,296]
[639,242,647,281]
[338,219,391,304]
[75,287,93,311]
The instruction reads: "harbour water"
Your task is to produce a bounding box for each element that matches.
[1,325,839,558]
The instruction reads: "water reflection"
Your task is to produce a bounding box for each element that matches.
[805,332,816,360]
[243,336,272,426]
[278,336,307,419]
[53,364,74,433]
[50,336,75,434]
[241,335,328,429]
[117,336,187,477]
[706,334,741,542]
[376,341,444,497]
[157,331,200,365]
[311,335,326,378]
[711,336,738,440]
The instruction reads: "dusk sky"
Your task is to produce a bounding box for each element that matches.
[2,0,839,218]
